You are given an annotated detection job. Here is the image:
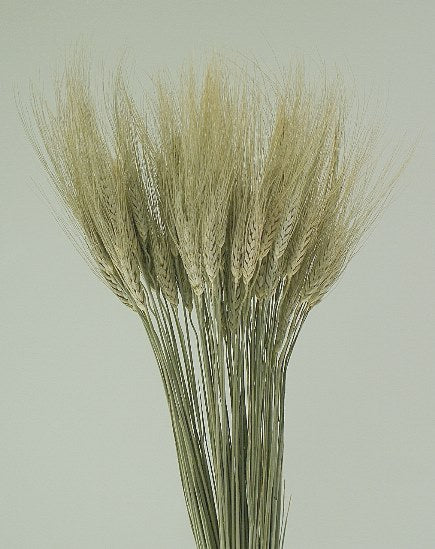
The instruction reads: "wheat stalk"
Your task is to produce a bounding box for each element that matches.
[23,52,403,548]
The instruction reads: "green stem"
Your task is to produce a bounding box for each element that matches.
[139,285,308,548]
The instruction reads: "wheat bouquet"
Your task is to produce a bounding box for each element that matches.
[25,54,400,548]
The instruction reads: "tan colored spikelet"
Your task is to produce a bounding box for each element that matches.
[116,210,147,310]
[106,162,147,312]
[128,173,149,246]
[172,199,204,296]
[151,234,179,307]
[272,205,297,261]
[242,201,263,285]
[258,205,284,261]
[99,262,134,309]
[118,253,147,312]
[75,198,137,309]
[203,207,222,283]
[286,208,318,279]
[112,82,150,249]
[263,256,282,298]
[179,224,204,296]
[301,227,349,307]
[129,131,156,245]
[89,237,134,309]
[303,261,344,308]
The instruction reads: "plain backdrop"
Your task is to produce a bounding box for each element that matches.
[1,1,434,548]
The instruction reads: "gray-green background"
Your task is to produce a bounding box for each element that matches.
[1,1,434,547]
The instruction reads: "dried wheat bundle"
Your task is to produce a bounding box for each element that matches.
[24,54,400,548]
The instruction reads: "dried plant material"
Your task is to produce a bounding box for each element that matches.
[23,53,404,549]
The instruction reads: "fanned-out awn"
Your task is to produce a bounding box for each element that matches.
[24,54,404,549]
